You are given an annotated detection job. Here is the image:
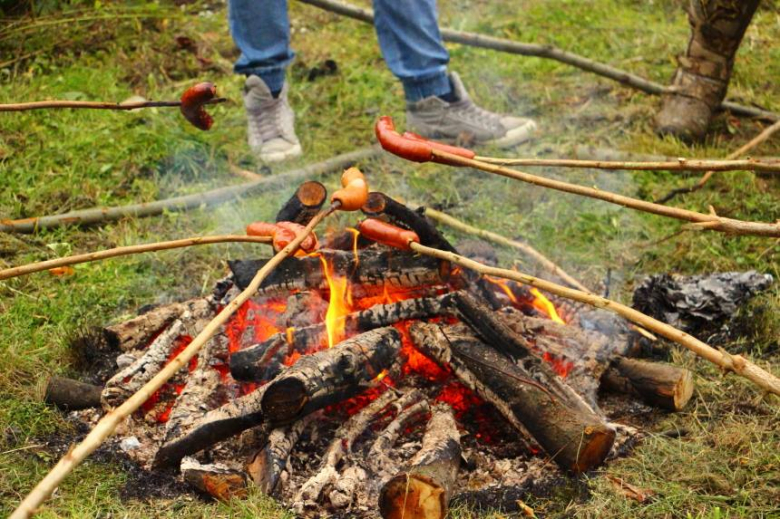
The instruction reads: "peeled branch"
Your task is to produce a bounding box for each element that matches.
[180,82,218,130]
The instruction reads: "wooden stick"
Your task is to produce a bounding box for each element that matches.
[9,207,335,519]
[430,149,780,238]
[0,98,226,112]
[656,120,780,203]
[0,235,271,281]
[421,207,591,293]
[0,146,379,233]
[297,0,779,122]
[407,241,780,397]
[471,156,780,173]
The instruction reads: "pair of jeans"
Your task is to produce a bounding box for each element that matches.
[228,0,451,101]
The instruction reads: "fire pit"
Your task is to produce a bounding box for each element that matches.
[50,184,699,518]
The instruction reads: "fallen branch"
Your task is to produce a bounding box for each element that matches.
[0,146,379,233]
[656,120,780,204]
[0,235,271,281]
[421,207,591,293]
[472,156,780,173]
[406,241,780,397]
[429,148,780,238]
[10,206,336,519]
[0,98,225,112]
[298,0,779,121]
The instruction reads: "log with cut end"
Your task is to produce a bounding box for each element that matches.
[229,249,450,295]
[275,181,328,224]
[104,297,213,351]
[44,376,103,410]
[411,322,615,473]
[181,457,248,501]
[260,327,401,426]
[378,404,461,519]
[230,293,456,382]
[601,357,694,411]
[246,417,311,495]
[153,385,269,468]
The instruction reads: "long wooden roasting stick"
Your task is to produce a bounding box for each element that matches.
[471,156,780,174]
[299,0,778,122]
[356,220,780,397]
[376,117,780,238]
[10,169,370,519]
[0,235,271,281]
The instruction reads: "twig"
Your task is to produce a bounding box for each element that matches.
[0,235,272,281]
[408,241,780,397]
[0,147,379,233]
[656,120,780,204]
[471,156,780,173]
[0,98,226,112]
[430,149,780,238]
[298,0,779,122]
[421,207,592,294]
[9,207,336,519]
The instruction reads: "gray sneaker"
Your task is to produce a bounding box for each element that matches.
[244,75,302,163]
[406,72,536,148]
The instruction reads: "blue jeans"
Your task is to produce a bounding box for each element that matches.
[228,0,451,101]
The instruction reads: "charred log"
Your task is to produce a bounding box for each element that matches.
[275,181,328,225]
[181,457,248,501]
[247,416,311,496]
[230,294,457,382]
[260,327,401,426]
[229,249,450,295]
[411,322,615,473]
[378,404,461,519]
[601,357,694,411]
[361,192,456,253]
[369,391,429,476]
[451,292,533,359]
[44,376,103,410]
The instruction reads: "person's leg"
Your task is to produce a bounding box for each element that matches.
[655,0,761,141]
[228,0,301,162]
[228,0,293,95]
[373,0,537,147]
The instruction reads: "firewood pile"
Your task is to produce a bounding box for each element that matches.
[48,184,701,518]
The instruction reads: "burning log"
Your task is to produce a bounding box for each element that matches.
[378,404,461,519]
[246,417,312,495]
[181,458,248,500]
[294,389,399,510]
[229,249,450,295]
[411,322,615,473]
[601,358,694,411]
[275,181,328,225]
[230,294,456,382]
[361,192,456,252]
[368,391,429,476]
[104,297,213,352]
[44,376,103,410]
[260,327,401,426]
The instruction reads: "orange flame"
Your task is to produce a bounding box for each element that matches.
[319,255,352,348]
[530,288,565,324]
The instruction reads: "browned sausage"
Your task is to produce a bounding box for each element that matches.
[180,82,217,131]
[357,218,420,250]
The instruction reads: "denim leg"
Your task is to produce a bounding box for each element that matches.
[228,0,294,93]
[372,0,451,102]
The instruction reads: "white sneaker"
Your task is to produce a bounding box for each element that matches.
[243,75,302,163]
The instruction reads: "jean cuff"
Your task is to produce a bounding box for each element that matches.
[401,71,451,102]
[237,67,287,94]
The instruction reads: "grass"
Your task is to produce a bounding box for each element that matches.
[1,0,779,517]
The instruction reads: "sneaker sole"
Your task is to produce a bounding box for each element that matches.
[489,120,538,148]
[259,143,303,163]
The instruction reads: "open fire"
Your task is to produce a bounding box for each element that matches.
[54,182,697,518]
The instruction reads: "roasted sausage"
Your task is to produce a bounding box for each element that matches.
[357,218,420,250]
[180,82,217,131]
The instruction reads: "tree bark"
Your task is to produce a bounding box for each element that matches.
[246,417,311,495]
[378,404,461,519]
[181,458,248,501]
[260,327,402,426]
[601,357,694,411]
[275,181,328,224]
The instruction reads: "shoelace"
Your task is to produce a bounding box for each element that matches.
[450,99,502,128]
[257,99,286,142]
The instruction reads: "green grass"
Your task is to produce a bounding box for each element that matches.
[1,0,779,517]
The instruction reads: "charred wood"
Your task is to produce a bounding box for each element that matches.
[601,357,694,411]
[44,376,103,410]
[230,294,456,382]
[229,249,450,295]
[246,417,311,496]
[260,327,401,426]
[275,181,328,225]
[378,404,461,519]
[369,391,429,476]
[411,322,615,473]
[181,457,248,501]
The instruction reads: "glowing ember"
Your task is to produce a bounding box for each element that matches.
[543,352,573,378]
[530,288,565,324]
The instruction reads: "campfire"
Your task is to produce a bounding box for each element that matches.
[47,181,699,518]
